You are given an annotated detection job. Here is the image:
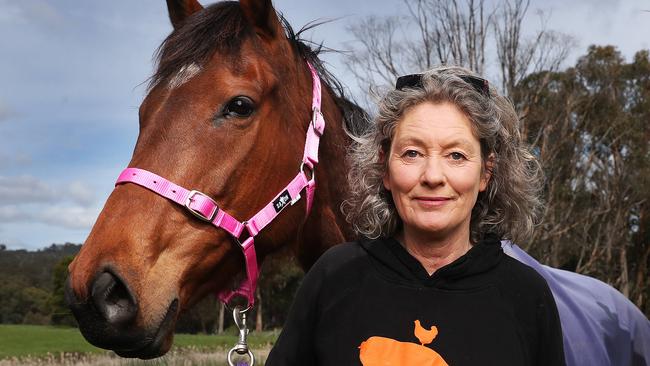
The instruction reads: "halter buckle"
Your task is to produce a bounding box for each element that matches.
[185,190,219,222]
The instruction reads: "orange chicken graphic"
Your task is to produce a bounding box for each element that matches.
[359,320,449,366]
[413,320,438,345]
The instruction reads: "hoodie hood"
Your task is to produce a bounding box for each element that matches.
[359,234,504,290]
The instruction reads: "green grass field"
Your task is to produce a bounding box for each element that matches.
[0,324,279,360]
[0,325,102,359]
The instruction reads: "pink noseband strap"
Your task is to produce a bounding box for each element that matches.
[114,61,323,307]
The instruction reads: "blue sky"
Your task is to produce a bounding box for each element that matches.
[1,0,648,251]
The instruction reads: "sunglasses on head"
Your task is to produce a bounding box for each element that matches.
[395,73,490,97]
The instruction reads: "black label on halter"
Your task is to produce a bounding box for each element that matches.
[273,190,292,213]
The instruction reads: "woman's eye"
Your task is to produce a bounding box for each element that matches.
[222,96,255,118]
[450,152,466,160]
[403,150,420,158]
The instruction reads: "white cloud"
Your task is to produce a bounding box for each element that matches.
[68,181,95,207]
[0,205,31,222]
[37,205,98,230]
[0,175,99,230]
[0,175,56,204]
[0,175,96,206]
[0,204,98,230]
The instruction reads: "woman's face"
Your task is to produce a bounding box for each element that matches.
[383,101,490,241]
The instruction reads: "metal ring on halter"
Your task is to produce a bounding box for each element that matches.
[227,305,255,366]
[232,305,252,327]
[227,347,255,366]
[224,283,253,314]
[299,162,315,182]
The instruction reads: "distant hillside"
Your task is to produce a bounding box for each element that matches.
[0,243,304,332]
[0,243,81,325]
[0,243,81,290]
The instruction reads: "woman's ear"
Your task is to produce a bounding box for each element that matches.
[480,153,495,192]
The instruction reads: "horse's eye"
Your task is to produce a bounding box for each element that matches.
[223,96,255,118]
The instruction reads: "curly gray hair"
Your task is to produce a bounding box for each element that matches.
[342,65,543,244]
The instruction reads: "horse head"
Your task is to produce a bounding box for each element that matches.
[65,0,357,358]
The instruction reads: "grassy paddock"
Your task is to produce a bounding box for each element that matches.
[0,325,102,359]
[0,325,277,365]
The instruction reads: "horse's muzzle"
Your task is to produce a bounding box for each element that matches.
[65,273,178,359]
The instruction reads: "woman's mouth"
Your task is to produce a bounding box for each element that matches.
[414,196,452,207]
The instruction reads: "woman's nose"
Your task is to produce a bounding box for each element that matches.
[420,155,445,187]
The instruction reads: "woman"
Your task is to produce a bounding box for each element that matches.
[266,66,566,366]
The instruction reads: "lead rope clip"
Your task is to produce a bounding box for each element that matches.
[227,306,255,366]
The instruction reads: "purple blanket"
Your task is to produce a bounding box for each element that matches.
[503,242,650,366]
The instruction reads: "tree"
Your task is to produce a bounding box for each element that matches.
[175,295,220,334]
[48,255,77,326]
[519,46,650,314]
[0,278,50,324]
[493,0,574,97]
[0,245,82,325]
[258,252,304,330]
[345,0,575,105]
[22,286,50,325]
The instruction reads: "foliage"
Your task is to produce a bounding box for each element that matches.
[0,244,81,326]
[258,252,304,330]
[175,295,221,334]
[0,243,80,290]
[48,256,77,326]
[518,46,650,313]
[0,280,49,325]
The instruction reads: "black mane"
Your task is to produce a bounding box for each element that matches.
[150,1,368,136]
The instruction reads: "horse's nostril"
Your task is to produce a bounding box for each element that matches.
[91,272,137,326]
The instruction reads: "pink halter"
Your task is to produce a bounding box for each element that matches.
[115,61,324,307]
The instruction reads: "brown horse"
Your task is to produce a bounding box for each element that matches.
[65,0,364,359]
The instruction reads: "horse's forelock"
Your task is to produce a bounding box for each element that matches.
[149,1,251,90]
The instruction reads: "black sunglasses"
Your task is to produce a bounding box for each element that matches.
[395,73,490,97]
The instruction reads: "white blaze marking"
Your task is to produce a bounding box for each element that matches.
[168,63,201,89]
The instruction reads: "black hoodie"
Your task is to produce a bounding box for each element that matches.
[266,235,566,366]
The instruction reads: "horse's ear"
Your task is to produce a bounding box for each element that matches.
[239,0,284,41]
[166,0,204,30]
